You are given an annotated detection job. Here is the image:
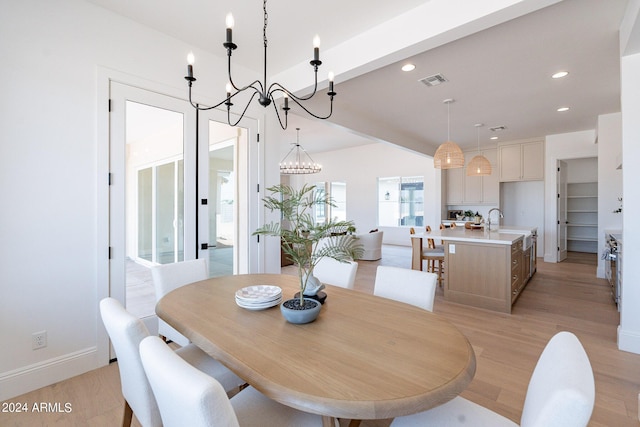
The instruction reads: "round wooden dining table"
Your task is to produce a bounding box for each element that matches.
[156,273,476,425]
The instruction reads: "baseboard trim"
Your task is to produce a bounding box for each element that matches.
[618,326,640,355]
[0,347,99,401]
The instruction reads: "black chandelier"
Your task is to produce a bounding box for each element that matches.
[184,0,336,130]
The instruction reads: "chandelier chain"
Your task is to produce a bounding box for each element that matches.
[263,0,268,48]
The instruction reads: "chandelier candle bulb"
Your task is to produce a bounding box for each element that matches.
[186,52,195,80]
[328,71,334,92]
[225,13,234,43]
[313,35,320,62]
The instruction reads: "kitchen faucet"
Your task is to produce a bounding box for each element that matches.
[487,208,504,230]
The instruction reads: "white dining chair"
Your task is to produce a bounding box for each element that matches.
[391,331,595,427]
[151,258,208,346]
[313,257,358,289]
[373,266,438,312]
[99,298,244,427]
[139,335,324,427]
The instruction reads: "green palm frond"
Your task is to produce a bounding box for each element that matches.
[254,183,363,304]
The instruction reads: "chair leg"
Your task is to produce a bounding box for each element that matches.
[437,260,443,287]
[122,400,133,427]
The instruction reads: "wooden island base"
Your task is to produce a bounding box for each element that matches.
[412,227,533,314]
[444,238,524,314]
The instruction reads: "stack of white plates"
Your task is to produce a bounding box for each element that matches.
[235,285,283,310]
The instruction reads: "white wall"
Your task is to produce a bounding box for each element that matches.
[619,51,640,353]
[300,143,440,246]
[543,130,598,263]
[501,181,545,257]
[0,0,260,400]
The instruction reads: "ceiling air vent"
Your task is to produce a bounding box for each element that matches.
[419,73,448,87]
[489,126,507,132]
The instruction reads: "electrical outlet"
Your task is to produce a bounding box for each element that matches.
[32,331,47,350]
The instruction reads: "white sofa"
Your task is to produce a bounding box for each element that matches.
[355,230,383,261]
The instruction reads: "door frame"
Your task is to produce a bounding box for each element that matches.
[557,160,568,262]
[96,68,263,364]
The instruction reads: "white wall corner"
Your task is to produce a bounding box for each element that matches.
[620,0,640,55]
[618,326,640,354]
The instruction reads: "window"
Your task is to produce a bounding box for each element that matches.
[378,176,424,226]
[313,181,347,224]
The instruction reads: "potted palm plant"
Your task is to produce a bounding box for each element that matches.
[253,183,363,323]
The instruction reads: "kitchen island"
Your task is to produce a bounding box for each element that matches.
[411,227,535,313]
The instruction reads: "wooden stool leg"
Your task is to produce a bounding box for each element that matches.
[122,400,133,427]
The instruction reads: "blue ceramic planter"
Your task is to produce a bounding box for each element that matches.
[280,298,321,324]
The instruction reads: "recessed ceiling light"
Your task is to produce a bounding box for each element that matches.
[401,63,416,72]
[552,71,569,79]
[490,136,498,140]
[557,107,570,112]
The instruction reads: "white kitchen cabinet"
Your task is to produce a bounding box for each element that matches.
[446,148,498,205]
[498,140,544,182]
[446,167,464,204]
[566,182,598,253]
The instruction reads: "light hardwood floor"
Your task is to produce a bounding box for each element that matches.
[2,246,638,426]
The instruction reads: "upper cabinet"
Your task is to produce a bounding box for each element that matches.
[446,148,498,205]
[498,140,544,182]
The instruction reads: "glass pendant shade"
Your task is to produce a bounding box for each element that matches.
[434,141,465,169]
[466,154,492,176]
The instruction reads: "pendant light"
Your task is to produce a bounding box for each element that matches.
[279,128,322,174]
[434,99,464,169]
[466,123,493,176]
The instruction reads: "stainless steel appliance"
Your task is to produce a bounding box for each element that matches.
[603,233,621,309]
[530,229,538,275]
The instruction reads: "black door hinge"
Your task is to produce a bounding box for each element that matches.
[257,133,260,143]
[257,184,260,193]
[108,246,112,259]
[108,99,112,112]
[108,173,112,185]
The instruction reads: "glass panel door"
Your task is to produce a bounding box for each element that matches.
[125,100,185,317]
[198,118,249,276]
[110,82,196,320]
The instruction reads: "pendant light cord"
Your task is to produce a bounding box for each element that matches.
[447,101,451,141]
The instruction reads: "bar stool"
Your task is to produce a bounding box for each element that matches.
[411,226,445,286]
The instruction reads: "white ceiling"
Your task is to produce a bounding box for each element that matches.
[86,0,629,155]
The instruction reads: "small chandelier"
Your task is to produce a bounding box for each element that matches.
[467,123,493,176]
[184,0,336,130]
[434,99,465,169]
[280,128,322,174]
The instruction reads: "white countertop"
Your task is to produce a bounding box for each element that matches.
[412,228,524,245]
